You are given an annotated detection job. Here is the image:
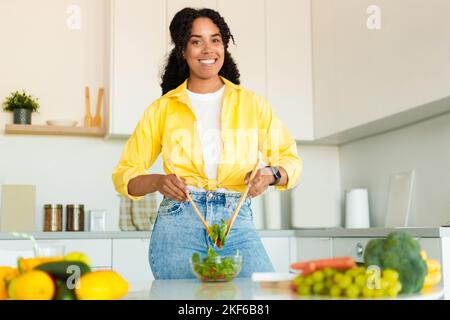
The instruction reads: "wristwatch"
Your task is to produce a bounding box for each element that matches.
[266,166,282,186]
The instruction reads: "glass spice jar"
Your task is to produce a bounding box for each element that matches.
[44,204,63,232]
[66,204,85,232]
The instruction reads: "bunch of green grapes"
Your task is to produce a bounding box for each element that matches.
[292,267,402,299]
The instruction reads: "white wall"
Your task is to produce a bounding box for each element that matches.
[0,0,106,126]
[0,134,129,231]
[340,112,450,227]
[0,133,340,231]
[291,145,342,228]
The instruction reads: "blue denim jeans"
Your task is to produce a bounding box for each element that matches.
[149,190,274,279]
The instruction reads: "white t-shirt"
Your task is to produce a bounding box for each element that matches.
[187,86,225,181]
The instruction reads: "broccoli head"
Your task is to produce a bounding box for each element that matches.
[363,231,428,294]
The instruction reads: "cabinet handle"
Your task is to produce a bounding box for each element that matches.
[356,242,364,257]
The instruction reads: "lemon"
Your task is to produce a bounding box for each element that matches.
[100,271,129,299]
[9,270,55,300]
[75,270,128,300]
[65,252,92,266]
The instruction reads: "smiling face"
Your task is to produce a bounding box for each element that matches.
[183,17,225,84]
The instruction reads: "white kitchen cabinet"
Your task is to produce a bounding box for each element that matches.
[168,0,314,141]
[108,0,315,141]
[294,237,333,262]
[332,238,373,263]
[266,0,314,141]
[313,0,450,140]
[108,0,167,137]
[261,237,291,273]
[332,237,443,264]
[217,0,266,96]
[112,239,154,283]
[441,238,450,300]
[167,0,217,21]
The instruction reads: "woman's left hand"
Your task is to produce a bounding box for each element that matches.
[244,167,275,198]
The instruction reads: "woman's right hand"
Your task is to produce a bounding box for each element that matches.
[155,174,188,202]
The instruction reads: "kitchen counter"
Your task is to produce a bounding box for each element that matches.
[124,278,444,300]
[291,226,450,238]
[1,227,450,240]
[0,230,294,240]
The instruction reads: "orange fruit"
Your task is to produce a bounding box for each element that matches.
[0,267,19,300]
[17,257,63,273]
[0,266,16,276]
[0,283,7,300]
[75,270,128,300]
[8,270,55,300]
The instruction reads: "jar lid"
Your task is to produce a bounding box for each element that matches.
[44,204,63,209]
[66,204,84,209]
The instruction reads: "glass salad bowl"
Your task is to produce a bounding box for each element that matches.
[190,249,243,282]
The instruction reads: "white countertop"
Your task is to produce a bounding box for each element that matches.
[1,227,450,240]
[124,278,444,300]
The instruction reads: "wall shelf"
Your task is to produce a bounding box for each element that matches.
[4,124,106,138]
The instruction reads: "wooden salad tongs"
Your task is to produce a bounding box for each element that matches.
[224,159,261,239]
[166,161,212,236]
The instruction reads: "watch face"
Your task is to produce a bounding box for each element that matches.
[270,166,276,175]
[269,166,281,185]
[273,166,281,178]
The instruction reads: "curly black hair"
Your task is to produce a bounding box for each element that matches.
[160,7,240,95]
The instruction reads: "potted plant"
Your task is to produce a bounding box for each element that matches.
[2,90,40,125]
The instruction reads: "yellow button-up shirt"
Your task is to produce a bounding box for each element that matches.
[112,77,302,200]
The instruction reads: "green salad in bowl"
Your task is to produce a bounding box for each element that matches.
[190,248,243,282]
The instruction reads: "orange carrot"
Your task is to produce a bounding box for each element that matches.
[290,257,356,275]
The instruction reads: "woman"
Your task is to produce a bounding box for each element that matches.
[112,8,302,279]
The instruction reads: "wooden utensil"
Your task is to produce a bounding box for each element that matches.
[166,161,211,235]
[92,87,104,128]
[225,159,261,238]
[84,87,92,128]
